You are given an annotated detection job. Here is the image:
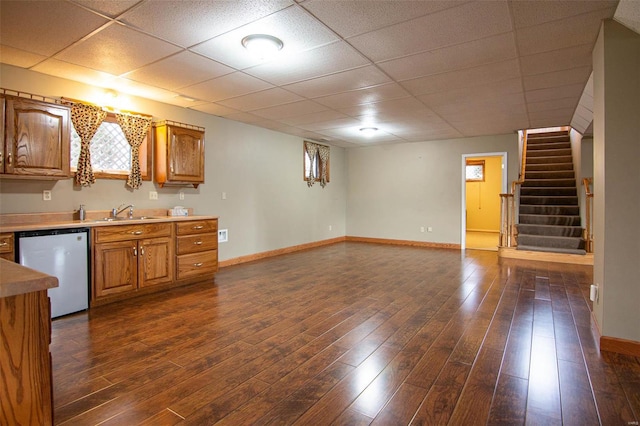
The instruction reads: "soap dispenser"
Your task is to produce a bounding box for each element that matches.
[79,204,86,221]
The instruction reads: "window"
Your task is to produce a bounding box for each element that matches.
[70,113,151,180]
[303,141,330,186]
[466,159,485,182]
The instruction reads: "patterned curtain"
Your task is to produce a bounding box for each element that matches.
[71,103,107,186]
[304,141,319,187]
[317,144,330,188]
[116,113,152,189]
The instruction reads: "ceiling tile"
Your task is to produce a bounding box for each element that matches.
[523,66,592,92]
[338,97,436,121]
[296,117,362,132]
[300,0,465,38]
[190,103,240,117]
[516,9,616,56]
[520,44,593,76]
[55,23,182,76]
[118,0,293,48]
[73,0,142,18]
[615,0,640,34]
[0,45,47,68]
[243,42,368,86]
[124,51,234,90]
[224,111,267,125]
[283,66,392,98]
[313,83,410,109]
[217,88,304,111]
[348,1,513,62]
[511,0,618,28]
[179,72,273,102]
[525,83,585,103]
[0,1,109,56]
[190,6,339,70]
[280,110,351,127]
[32,59,117,88]
[378,32,517,81]
[418,78,524,108]
[527,97,578,113]
[251,100,328,120]
[528,108,575,124]
[402,59,521,96]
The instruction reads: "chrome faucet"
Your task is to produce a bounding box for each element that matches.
[112,204,134,219]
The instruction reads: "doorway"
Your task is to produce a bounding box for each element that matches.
[461,153,507,250]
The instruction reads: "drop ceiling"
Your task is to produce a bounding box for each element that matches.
[0,0,635,148]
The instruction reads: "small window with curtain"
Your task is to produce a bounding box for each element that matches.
[466,159,485,182]
[70,112,151,180]
[303,141,330,187]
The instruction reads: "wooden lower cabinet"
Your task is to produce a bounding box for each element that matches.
[175,219,218,282]
[0,232,14,261]
[93,224,174,304]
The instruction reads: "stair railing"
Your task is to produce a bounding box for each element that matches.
[499,131,528,247]
[583,177,594,253]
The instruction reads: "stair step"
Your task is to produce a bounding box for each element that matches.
[525,170,575,179]
[517,234,585,250]
[522,178,576,187]
[517,223,583,237]
[526,163,574,172]
[526,148,572,157]
[519,205,580,215]
[519,214,581,226]
[520,196,578,206]
[527,142,571,150]
[520,187,577,196]
[527,130,570,139]
[516,245,587,255]
[526,155,573,164]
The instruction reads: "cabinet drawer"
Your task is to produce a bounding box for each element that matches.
[176,233,217,255]
[177,250,217,280]
[0,233,13,254]
[94,223,171,243]
[175,220,217,236]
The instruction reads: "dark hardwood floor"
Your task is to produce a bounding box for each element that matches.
[51,242,640,425]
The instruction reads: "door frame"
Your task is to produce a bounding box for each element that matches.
[461,152,508,249]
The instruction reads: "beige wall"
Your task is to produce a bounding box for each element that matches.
[465,156,502,232]
[0,65,347,262]
[592,20,640,342]
[346,135,518,245]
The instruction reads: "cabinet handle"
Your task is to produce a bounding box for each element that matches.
[132,230,143,235]
[141,246,145,256]
[0,242,7,247]
[0,152,3,165]
[194,262,203,267]
[133,246,137,256]
[193,225,204,230]
[193,241,203,245]
[7,153,12,166]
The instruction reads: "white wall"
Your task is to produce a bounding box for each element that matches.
[0,65,347,261]
[592,20,640,342]
[346,134,518,245]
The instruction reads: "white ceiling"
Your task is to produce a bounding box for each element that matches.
[1,0,634,148]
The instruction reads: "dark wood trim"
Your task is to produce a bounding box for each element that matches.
[600,335,640,357]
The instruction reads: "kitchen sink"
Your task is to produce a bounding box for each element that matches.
[92,216,162,222]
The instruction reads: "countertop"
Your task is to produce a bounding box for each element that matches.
[0,258,59,298]
[0,210,218,233]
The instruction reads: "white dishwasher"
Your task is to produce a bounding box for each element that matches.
[17,227,90,319]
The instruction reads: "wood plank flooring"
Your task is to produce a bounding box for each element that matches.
[50,242,640,425]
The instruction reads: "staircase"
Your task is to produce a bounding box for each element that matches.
[516,130,586,255]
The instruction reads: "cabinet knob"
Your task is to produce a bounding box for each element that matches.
[133,246,137,256]
[194,241,203,245]
[132,230,143,235]
[7,153,12,166]
[140,246,145,256]
[194,262,203,267]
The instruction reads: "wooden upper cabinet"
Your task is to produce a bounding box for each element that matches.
[3,96,71,179]
[154,121,205,188]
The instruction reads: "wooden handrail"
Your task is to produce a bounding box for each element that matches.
[583,177,594,253]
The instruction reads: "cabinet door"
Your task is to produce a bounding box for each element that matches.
[94,241,137,298]
[138,237,174,288]
[168,126,204,185]
[4,97,71,178]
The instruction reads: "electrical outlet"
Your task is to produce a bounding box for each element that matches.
[329,225,332,231]
[179,192,184,200]
[149,191,158,200]
[42,190,52,201]
[218,229,228,243]
[420,226,425,233]
[428,227,433,232]
[222,192,227,200]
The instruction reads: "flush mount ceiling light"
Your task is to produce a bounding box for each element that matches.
[241,34,283,59]
[359,127,379,137]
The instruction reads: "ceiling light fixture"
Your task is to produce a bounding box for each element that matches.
[359,127,378,136]
[241,34,283,59]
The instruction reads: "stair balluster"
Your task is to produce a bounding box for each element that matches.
[517,130,586,255]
